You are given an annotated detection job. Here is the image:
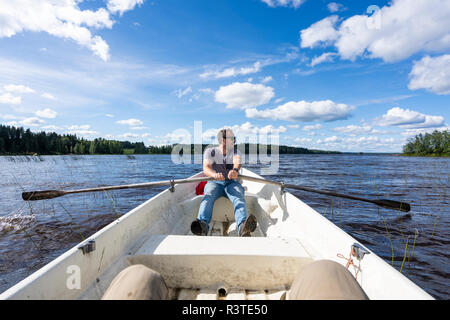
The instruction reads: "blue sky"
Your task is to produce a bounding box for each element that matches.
[0,0,449,152]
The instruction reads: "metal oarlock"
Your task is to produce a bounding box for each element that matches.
[351,243,370,261]
[169,180,175,193]
[78,240,96,255]
[280,182,286,195]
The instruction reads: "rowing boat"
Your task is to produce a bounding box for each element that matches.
[0,168,433,300]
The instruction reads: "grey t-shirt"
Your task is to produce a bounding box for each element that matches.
[204,146,242,179]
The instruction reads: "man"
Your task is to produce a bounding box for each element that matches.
[191,128,257,237]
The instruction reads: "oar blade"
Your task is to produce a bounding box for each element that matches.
[22,190,66,201]
[374,199,411,212]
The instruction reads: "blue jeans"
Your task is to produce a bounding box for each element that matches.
[197,180,248,233]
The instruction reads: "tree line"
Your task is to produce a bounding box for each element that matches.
[402,130,450,156]
[0,124,340,155]
[0,125,149,155]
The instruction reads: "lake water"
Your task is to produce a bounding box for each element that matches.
[0,154,448,299]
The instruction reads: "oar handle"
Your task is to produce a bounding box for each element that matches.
[22,176,215,201]
[22,190,66,201]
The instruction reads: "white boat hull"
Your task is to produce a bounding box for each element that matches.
[0,168,433,300]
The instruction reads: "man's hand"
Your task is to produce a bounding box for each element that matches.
[228,169,238,180]
[214,172,225,180]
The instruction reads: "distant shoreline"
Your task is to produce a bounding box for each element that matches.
[399,153,450,158]
[3,152,443,157]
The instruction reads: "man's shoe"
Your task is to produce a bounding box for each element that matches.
[238,214,257,237]
[191,219,208,236]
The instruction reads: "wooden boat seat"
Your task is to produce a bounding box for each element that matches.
[127,235,313,291]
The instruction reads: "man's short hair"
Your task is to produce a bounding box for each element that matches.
[217,128,235,143]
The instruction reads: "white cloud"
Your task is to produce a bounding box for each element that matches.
[21,117,45,127]
[4,84,35,94]
[0,114,19,120]
[174,86,193,98]
[300,0,450,62]
[106,0,144,15]
[327,2,345,13]
[70,129,98,136]
[246,100,354,122]
[287,124,299,129]
[67,124,97,136]
[294,137,312,143]
[116,118,144,126]
[198,88,214,95]
[261,0,305,9]
[41,125,62,130]
[261,76,273,83]
[202,122,287,144]
[41,92,57,100]
[302,124,323,131]
[68,124,91,130]
[0,0,117,61]
[324,136,340,143]
[118,132,141,139]
[375,107,445,128]
[300,15,339,49]
[315,135,399,150]
[332,124,373,134]
[0,93,21,105]
[401,126,450,137]
[35,108,57,119]
[201,62,262,79]
[408,55,450,95]
[310,52,337,67]
[215,82,275,109]
[105,114,115,118]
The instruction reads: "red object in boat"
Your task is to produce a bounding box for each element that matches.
[196,181,207,195]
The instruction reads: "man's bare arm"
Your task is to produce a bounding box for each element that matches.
[227,155,242,180]
[233,155,242,171]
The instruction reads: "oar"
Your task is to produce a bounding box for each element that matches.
[22,176,215,201]
[238,175,411,212]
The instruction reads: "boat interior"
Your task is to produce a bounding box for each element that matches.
[82,190,315,300]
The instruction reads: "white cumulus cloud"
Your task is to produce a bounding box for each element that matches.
[408,55,450,95]
[300,0,450,62]
[246,100,354,122]
[215,82,275,109]
[0,93,21,105]
[0,0,134,61]
[300,15,339,49]
[35,108,57,119]
[4,84,35,94]
[375,107,445,129]
[21,117,45,127]
[107,0,144,15]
